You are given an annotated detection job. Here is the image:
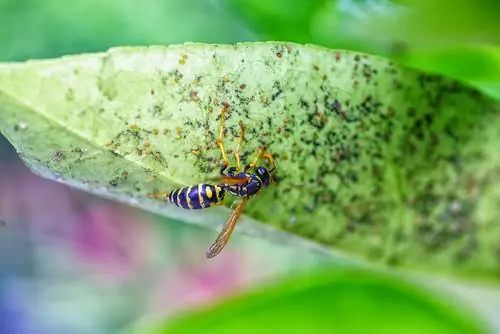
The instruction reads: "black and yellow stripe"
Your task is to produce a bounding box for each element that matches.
[167,184,225,209]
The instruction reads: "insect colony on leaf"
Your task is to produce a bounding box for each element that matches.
[149,103,277,258]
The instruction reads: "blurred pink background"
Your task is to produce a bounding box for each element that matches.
[0,136,328,334]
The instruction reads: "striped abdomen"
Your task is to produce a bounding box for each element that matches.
[167,184,225,209]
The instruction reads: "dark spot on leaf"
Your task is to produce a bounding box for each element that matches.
[52,151,65,163]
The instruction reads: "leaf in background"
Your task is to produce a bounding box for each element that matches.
[143,269,486,334]
[369,0,500,48]
[391,45,500,101]
[0,0,257,61]
[222,0,328,43]
[227,0,411,56]
[228,0,500,100]
[0,42,500,283]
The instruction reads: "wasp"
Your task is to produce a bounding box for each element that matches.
[149,102,277,258]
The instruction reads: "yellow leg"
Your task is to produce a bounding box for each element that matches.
[233,122,245,171]
[263,152,276,172]
[216,102,230,167]
[249,145,265,168]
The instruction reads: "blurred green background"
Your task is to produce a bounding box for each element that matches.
[2,0,500,333]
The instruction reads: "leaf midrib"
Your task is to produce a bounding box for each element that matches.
[0,86,183,186]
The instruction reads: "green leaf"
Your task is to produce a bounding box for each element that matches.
[1,42,500,282]
[369,0,500,48]
[142,269,485,334]
[0,0,256,61]
[227,0,500,95]
[392,45,500,101]
[227,0,328,43]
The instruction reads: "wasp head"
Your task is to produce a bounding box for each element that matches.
[255,166,272,187]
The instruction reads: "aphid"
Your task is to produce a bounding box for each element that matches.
[149,103,277,258]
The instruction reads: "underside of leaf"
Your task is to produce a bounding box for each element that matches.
[0,42,499,282]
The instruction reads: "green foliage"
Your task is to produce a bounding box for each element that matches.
[3,0,500,101]
[0,0,255,61]
[227,0,328,43]
[1,43,500,283]
[375,0,500,47]
[394,45,500,100]
[1,1,499,331]
[144,269,485,334]
[228,0,500,100]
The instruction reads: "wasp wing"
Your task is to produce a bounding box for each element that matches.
[205,175,250,185]
[205,197,249,258]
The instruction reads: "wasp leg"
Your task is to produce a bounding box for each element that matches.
[216,102,230,172]
[263,152,276,172]
[220,162,228,176]
[227,166,239,176]
[219,164,239,178]
[248,145,265,168]
[233,121,245,172]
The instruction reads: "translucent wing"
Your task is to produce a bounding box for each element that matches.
[218,175,250,185]
[205,175,250,185]
[205,197,249,258]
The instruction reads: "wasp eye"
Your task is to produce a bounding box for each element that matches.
[255,166,271,186]
[256,166,267,176]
